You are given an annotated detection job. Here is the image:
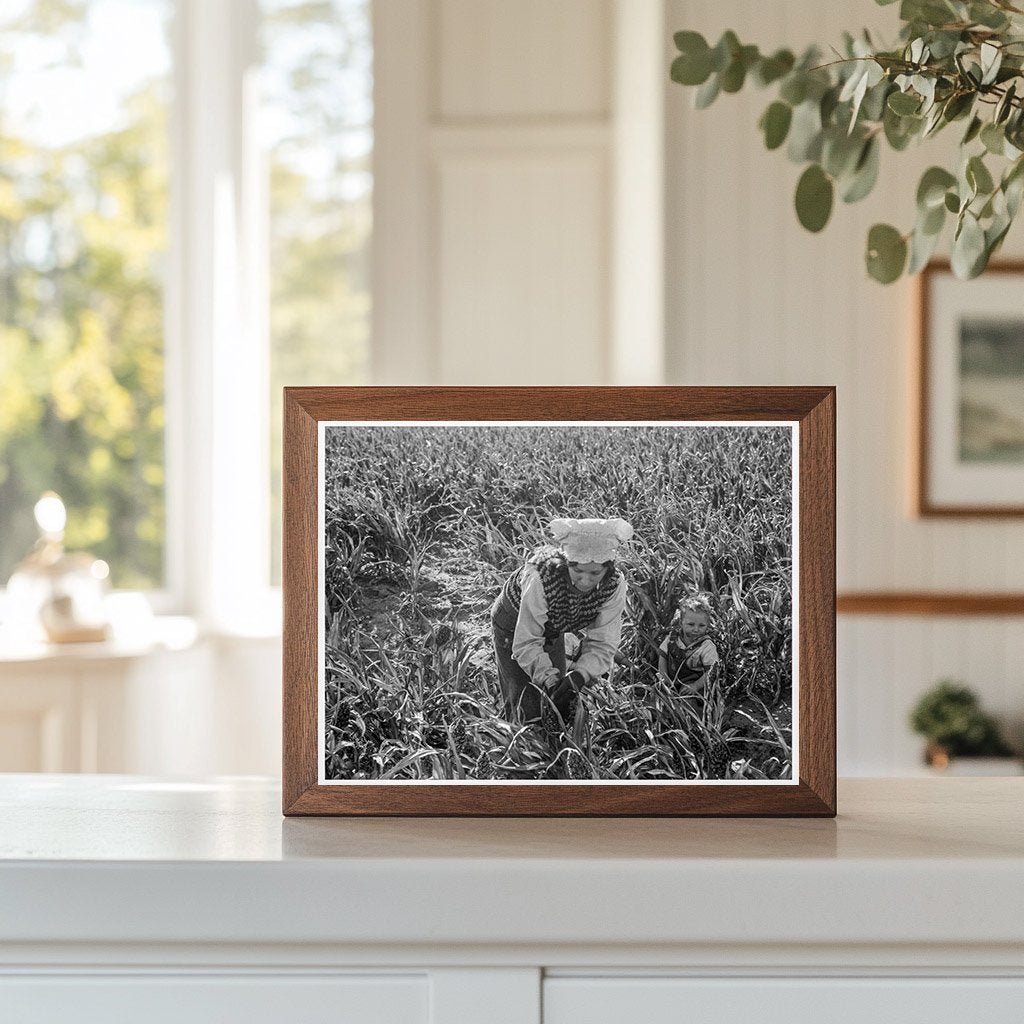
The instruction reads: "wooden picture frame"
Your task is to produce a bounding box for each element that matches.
[916,260,1024,517]
[283,387,836,817]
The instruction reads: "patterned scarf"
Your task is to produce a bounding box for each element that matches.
[505,548,621,641]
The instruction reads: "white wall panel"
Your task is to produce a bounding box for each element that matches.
[437,0,610,120]
[436,151,607,384]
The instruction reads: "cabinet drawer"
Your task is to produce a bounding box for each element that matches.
[544,977,1024,1024]
[0,974,428,1024]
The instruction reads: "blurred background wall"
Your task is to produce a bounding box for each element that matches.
[1,0,1021,777]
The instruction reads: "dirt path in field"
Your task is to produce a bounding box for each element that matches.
[414,537,497,647]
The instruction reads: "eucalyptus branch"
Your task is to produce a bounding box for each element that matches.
[670,1,1024,283]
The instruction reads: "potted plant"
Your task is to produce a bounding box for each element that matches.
[670,0,1024,283]
[909,679,1020,772]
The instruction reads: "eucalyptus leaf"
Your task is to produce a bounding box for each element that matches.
[951,212,986,278]
[1006,175,1024,219]
[842,137,880,203]
[694,73,721,109]
[917,166,957,210]
[839,62,869,104]
[711,31,740,73]
[884,106,919,150]
[866,223,907,283]
[996,82,1017,125]
[861,79,893,122]
[980,42,1002,86]
[779,74,807,106]
[820,85,841,125]
[721,47,755,93]
[966,154,994,196]
[671,47,712,87]
[787,100,824,162]
[921,201,946,235]
[760,101,793,150]
[987,212,1013,260]
[981,122,1005,155]
[823,128,864,178]
[888,90,921,115]
[903,1,958,28]
[674,29,707,53]
[942,92,974,123]
[922,102,946,137]
[908,221,942,273]
[795,164,834,232]
[962,115,983,145]
[1003,157,1024,217]
[970,2,1009,30]
[944,190,961,213]
[913,74,937,111]
[754,49,795,87]
[926,30,962,60]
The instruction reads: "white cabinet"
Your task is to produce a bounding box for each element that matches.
[0,777,1021,1023]
[544,977,1024,1024]
[0,975,429,1024]
[0,631,212,773]
[0,625,283,776]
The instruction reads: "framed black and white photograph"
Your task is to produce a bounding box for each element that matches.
[917,261,1024,517]
[283,387,835,816]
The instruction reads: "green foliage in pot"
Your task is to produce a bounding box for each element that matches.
[909,679,1015,756]
[671,0,1024,283]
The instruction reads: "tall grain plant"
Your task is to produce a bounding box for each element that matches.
[323,425,794,782]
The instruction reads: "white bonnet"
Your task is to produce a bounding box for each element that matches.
[548,517,634,564]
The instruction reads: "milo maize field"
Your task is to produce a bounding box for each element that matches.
[322,424,794,782]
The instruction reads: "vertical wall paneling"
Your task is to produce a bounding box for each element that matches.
[611,0,665,385]
[376,0,615,386]
[372,0,436,384]
[431,1,613,385]
[435,146,608,384]
[437,0,609,120]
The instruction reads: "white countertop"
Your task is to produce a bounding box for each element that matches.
[1,775,1022,952]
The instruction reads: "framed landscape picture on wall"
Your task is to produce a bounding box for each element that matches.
[282,387,836,817]
[917,261,1024,516]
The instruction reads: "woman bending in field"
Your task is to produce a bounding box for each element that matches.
[658,593,719,695]
[490,517,633,726]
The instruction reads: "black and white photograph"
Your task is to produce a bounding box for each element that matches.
[318,421,797,784]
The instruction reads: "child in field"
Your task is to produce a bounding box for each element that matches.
[658,593,719,694]
[490,517,633,724]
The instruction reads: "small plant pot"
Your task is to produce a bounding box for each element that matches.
[924,743,1023,776]
[923,741,951,770]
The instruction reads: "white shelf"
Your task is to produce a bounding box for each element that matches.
[2,774,1022,1020]
[0,775,1022,953]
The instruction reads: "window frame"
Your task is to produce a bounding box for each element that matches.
[161,0,278,632]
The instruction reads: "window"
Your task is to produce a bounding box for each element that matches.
[0,0,172,589]
[261,0,372,584]
[0,0,373,620]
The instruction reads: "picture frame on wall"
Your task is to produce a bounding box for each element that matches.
[917,261,1024,517]
[282,387,836,817]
